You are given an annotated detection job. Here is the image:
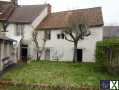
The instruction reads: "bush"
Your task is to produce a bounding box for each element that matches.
[96,38,119,75]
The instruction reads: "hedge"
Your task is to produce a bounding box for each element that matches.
[96,38,119,74]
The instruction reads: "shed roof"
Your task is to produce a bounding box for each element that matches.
[0,36,16,42]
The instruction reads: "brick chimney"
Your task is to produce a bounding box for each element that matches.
[48,4,51,14]
[11,0,18,6]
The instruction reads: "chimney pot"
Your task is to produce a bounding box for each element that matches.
[48,4,51,14]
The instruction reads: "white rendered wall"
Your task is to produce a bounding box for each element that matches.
[6,6,49,60]
[40,27,103,62]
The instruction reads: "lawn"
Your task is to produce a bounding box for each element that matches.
[0,61,119,87]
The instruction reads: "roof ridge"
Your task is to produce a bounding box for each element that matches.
[52,7,101,14]
[19,4,49,7]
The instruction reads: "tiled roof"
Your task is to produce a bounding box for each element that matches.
[37,7,103,30]
[8,4,49,24]
[0,1,49,23]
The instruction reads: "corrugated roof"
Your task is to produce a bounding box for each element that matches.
[37,7,103,30]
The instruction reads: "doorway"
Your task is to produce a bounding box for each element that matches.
[21,44,28,63]
[45,48,50,60]
[77,49,83,62]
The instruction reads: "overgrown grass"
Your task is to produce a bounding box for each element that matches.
[0,61,119,87]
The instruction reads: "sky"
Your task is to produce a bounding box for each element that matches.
[3,0,119,25]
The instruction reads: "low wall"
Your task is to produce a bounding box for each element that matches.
[0,80,99,90]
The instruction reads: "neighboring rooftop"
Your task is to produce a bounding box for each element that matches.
[8,4,49,24]
[0,0,50,23]
[0,1,14,21]
[37,7,103,30]
[103,26,119,39]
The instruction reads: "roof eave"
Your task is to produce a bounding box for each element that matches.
[36,26,69,31]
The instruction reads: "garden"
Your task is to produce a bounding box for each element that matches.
[1,38,119,90]
[0,61,119,90]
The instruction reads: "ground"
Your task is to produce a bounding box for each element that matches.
[0,61,119,88]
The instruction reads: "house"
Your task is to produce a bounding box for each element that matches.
[0,34,16,71]
[0,1,16,71]
[1,0,104,63]
[0,0,51,62]
[36,7,104,62]
[103,26,119,39]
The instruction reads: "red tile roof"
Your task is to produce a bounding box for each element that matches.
[37,7,103,30]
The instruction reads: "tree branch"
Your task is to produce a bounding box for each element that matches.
[69,32,75,41]
[64,34,74,42]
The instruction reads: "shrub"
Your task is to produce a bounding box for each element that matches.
[96,38,119,75]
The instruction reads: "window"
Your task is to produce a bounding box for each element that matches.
[45,30,51,40]
[57,34,60,39]
[16,24,24,36]
[57,33,65,39]
[61,33,64,39]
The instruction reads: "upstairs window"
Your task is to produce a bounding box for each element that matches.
[16,24,24,36]
[45,30,51,40]
[57,33,65,39]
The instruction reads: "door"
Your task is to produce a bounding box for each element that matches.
[77,49,82,62]
[21,45,28,63]
[45,48,50,60]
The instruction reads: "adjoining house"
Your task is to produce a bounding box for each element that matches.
[103,26,119,39]
[0,0,51,63]
[0,34,16,71]
[0,0,16,71]
[36,7,104,62]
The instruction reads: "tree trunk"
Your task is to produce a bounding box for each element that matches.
[73,42,78,63]
[36,51,39,61]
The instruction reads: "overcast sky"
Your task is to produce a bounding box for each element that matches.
[3,0,119,25]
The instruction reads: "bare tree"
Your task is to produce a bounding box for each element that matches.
[63,14,90,63]
[32,31,47,60]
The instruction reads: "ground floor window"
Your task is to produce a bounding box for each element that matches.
[44,48,50,60]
